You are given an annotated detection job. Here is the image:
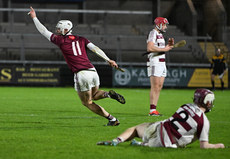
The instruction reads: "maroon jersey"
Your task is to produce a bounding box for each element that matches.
[50,34,94,73]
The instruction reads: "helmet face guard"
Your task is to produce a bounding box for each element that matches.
[56,20,73,35]
[154,17,169,33]
[193,89,215,113]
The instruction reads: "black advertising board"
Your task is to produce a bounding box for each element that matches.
[0,66,60,86]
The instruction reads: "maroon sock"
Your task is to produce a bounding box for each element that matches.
[116,137,123,143]
[150,104,156,110]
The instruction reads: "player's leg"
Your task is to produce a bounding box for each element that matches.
[211,74,216,90]
[211,70,216,90]
[78,89,108,117]
[219,76,224,90]
[84,70,125,104]
[91,86,120,126]
[97,123,150,146]
[78,89,120,126]
[108,90,126,104]
[150,76,165,105]
[117,122,149,141]
[75,71,119,126]
[91,89,107,100]
[149,76,165,116]
[218,70,225,90]
[148,65,165,116]
[92,89,126,104]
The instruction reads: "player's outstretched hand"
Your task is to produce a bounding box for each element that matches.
[108,60,118,69]
[28,6,36,19]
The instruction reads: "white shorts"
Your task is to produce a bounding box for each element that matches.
[142,122,163,147]
[147,65,167,77]
[74,69,100,92]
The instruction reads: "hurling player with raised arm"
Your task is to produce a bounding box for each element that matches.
[28,7,125,126]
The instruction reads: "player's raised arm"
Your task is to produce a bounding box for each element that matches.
[87,43,118,68]
[28,6,52,41]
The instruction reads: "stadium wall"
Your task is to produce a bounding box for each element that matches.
[0,64,228,89]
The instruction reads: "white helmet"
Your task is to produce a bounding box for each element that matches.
[56,20,73,35]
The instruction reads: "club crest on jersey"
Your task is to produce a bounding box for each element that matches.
[68,35,76,40]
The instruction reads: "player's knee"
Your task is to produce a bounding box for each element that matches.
[158,84,163,89]
[151,84,162,90]
[155,85,162,91]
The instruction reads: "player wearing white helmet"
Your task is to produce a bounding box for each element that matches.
[28,7,126,126]
[56,20,73,35]
[146,17,174,116]
[97,88,225,149]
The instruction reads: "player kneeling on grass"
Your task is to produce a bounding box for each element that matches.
[28,7,125,126]
[97,88,225,148]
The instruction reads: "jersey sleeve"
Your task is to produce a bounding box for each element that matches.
[50,34,63,46]
[147,30,156,43]
[81,36,91,46]
[199,115,210,142]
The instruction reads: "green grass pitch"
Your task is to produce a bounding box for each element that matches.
[0,87,229,159]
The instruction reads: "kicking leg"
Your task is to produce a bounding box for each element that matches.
[78,88,119,126]
[91,87,125,104]
[78,89,108,117]
[91,87,107,100]
[108,90,126,104]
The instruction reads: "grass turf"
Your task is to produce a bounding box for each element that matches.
[0,87,229,159]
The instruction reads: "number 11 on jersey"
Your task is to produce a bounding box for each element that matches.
[72,41,82,56]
